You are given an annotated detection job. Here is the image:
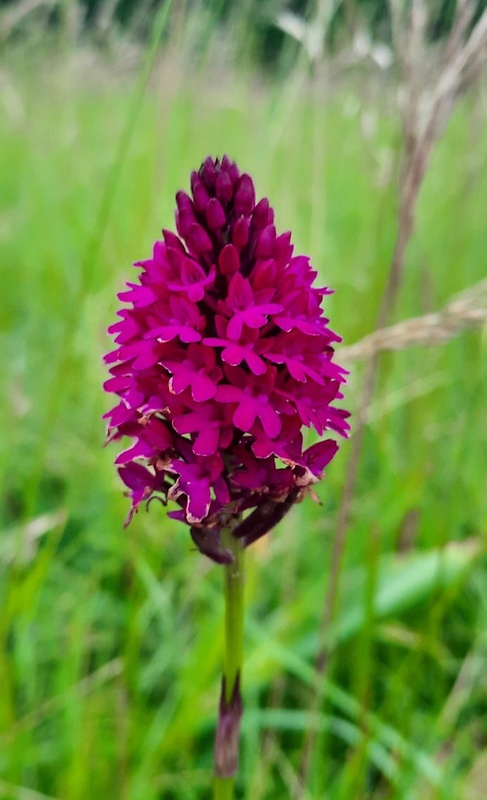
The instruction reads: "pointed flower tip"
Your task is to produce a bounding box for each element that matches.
[103,156,349,554]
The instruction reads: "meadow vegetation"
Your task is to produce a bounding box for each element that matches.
[0,7,486,799]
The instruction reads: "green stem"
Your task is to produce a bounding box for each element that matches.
[213,773,236,800]
[213,528,245,800]
[222,529,245,701]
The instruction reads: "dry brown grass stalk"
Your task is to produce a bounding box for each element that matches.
[298,2,487,793]
[341,278,487,363]
[318,0,487,658]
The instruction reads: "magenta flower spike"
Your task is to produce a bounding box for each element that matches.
[104,156,349,796]
[104,156,349,543]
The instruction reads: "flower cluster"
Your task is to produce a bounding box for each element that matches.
[104,156,349,560]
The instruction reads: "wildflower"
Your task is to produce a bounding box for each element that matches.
[104,156,349,555]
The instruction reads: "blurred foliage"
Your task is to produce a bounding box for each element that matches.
[1,0,487,65]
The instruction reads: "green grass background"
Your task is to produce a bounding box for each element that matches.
[1,18,486,800]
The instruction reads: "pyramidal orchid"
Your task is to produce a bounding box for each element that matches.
[104,156,349,798]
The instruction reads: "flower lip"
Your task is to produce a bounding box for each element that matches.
[104,156,349,545]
